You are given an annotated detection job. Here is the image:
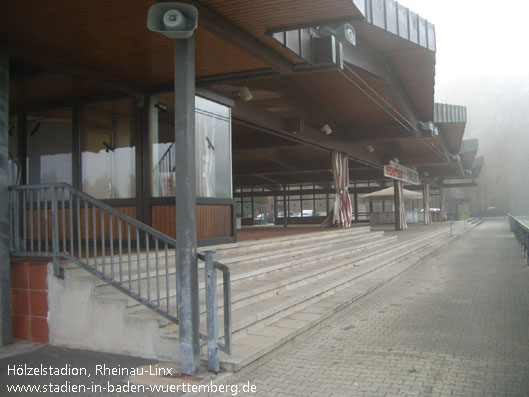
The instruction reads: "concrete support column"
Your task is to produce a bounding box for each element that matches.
[439,187,446,221]
[393,180,401,231]
[0,53,11,346]
[282,184,287,228]
[173,37,200,375]
[423,183,431,225]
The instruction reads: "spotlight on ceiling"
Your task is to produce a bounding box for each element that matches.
[390,157,400,166]
[239,87,253,102]
[366,144,375,153]
[321,124,333,135]
[335,23,357,46]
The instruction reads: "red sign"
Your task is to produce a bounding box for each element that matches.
[384,164,419,185]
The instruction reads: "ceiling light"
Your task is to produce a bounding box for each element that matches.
[239,87,253,102]
[321,124,333,135]
[366,144,375,153]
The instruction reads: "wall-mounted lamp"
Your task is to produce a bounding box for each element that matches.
[366,144,375,153]
[239,87,253,102]
[321,124,333,135]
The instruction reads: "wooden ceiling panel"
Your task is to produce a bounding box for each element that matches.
[292,69,398,125]
[0,0,268,88]
[202,0,362,64]
[10,72,113,111]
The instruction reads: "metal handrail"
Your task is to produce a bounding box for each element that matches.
[8,151,21,186]
[8,183,232,368]
[199,251,232,373]
[508,214,529,266]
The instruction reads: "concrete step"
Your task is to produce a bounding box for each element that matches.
[215,233,452,372]
[214,229,377,266]
[97,231,392,306]
[207,227,371,261]
[202,226,371,257]
[123,234,400,322]
[70,228,373,288]
[50,225,458,369]
[104,228,446,318]
[157,230,448,343]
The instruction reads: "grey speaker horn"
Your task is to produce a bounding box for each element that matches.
[147,3,198,39]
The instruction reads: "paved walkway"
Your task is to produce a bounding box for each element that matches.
[223,218,529,396]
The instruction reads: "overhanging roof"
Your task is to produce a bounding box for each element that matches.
[1,0,479,190]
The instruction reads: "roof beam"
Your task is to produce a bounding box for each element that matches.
[182,0,293,74]
[341,39,388,80]
[232,144,304,154]
[232,99,384,168]
[246,77,337,132]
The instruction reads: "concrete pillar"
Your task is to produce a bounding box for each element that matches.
[423,182,431,225]
[173,37,200,375]
[282,184,287,228]
[393,180,401,231]
[439,187,446,221]
[0,53,11,345]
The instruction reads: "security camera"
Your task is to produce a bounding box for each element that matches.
[147,3,198,39]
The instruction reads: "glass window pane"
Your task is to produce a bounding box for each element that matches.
[235,200,242,217]
[315,199,327,216]
[27,108,72,185]
[289,200,301,216]
[302,200,314,217]
[242,202,252,218]
[82,99,135,199]
[150,94,232,198]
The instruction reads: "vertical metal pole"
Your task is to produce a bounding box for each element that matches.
[174,36,201,375]
[0,53,11,345]
[205,251,220,373]
[526,233,529,267]
[423,183,428,225]
[353,192,358,223]
[393,180,400,231]
[51,188,60,276]
[282,184,287,228]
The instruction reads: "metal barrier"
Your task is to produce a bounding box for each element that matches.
[200,251,232,372]
[508,214,529,266]
[8,183,232,369]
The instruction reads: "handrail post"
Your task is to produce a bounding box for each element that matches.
[51,187,61,277]
[526,232,529,267]
[205,250,220,373]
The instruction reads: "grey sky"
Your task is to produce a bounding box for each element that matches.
[399,0,529,100]
[397,0,529,143]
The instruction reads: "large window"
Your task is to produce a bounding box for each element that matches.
[81,99,135,199]
[150,93,232,198]
[27,108,72,185]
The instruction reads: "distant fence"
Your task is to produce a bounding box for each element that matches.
[508,214,529,266]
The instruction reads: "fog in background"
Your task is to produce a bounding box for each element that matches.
[399,0,529,214]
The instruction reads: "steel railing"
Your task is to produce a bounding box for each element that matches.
[8,183,231,370]
[153,142,176,196]
[508,214,529,266]
[8,151,21,186]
